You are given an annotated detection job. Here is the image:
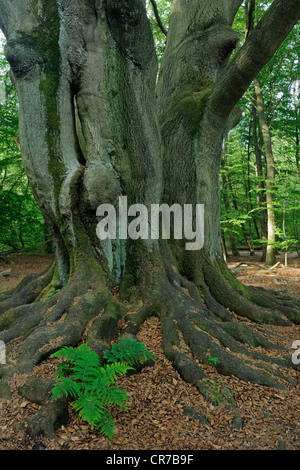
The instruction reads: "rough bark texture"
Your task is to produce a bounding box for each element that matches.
[0,0,299,438]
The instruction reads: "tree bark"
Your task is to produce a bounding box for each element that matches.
[220,156,240,257]
[253,77,276,266]
[253,106,267,261]
[295,106,299,168]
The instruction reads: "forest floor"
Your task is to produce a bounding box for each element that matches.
[0,251,299,451]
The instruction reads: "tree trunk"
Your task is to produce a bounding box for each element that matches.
[221,153,240,256]
[227,170,255,255]
[253,77,277,266]
[253,106,267,261]
[0,0,300,438]
[295,106,299,168]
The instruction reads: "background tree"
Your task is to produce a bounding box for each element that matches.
[221,8,300,262]
[0,38,47,254]
[0,0,299,438]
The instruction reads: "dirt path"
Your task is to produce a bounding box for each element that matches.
[0,253,299,450]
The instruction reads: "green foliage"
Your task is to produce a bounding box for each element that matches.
[221,11,300,258]
[103,336,155,366]
[46,287,61,298]
[205,355,230,406]
[51,340,154,440]
[204,376,230,407]
[146,0,171,68]
[0,38,48,253]
[207,355,220,367]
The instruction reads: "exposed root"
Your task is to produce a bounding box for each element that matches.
[117,269,298,404]
[202,257,300,325]
[160,281,293,389]
[0,253,299,438]
[0,266,53,315]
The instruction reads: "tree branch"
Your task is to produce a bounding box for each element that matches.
[245,0,255,39]
[0,239,52,257]
[209,0,300,127]
[227,0,245,25]
[0,0,11,37]
[149,0,168,36]
[0,0,17,38]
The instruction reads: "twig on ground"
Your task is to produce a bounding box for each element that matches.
[232,261,283,271]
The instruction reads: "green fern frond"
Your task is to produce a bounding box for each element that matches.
[95,383,130,410]
[51,377,82,400]
[74,344,100,365]
[72,393,106,430]
[104,337,155,366]
[51,342,146,440]
[97,362,133,385]
[71,358,100,384]
[51,343,100,368]
[54,362,71,378]
[50,346,77,363]
[96,412,116,441]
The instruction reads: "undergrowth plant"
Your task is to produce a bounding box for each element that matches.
[204,375,230,406]
[103,336,155,366]
[205,355,230,406]
[50,338,155,440]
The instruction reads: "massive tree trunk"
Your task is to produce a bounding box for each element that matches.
[0,0,300,438]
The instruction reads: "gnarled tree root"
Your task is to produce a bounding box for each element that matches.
[0,257,299,439]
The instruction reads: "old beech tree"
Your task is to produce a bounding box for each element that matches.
[0,0,299,436]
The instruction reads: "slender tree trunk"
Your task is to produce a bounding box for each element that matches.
[296,106,299,168]
[246,120,260,240]
[221,229,228,261]
[252,106,267,261]
[221,154,240,256]
[227,171,255,255]
[253,77,277,266]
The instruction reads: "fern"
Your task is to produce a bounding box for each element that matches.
[96,362,132,385]
[50,340,153,440]
[103,336,155,366]
[71,393,106,430]
[96,411,116,441]
[95,382,130,409]
[51,377,82,400]
[51,345,78,363]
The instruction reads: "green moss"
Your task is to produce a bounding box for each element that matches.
[119,273,135,295]
[9,1,63,201]
[29,0,64,199]
[0,309,16,330]
[201,11,228,32]
[105,300,121,318]
[119,239,164,300]
[215,258,247,296]
[162,78,213,138]
[0,365,6,379]
[119,240,139,297]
